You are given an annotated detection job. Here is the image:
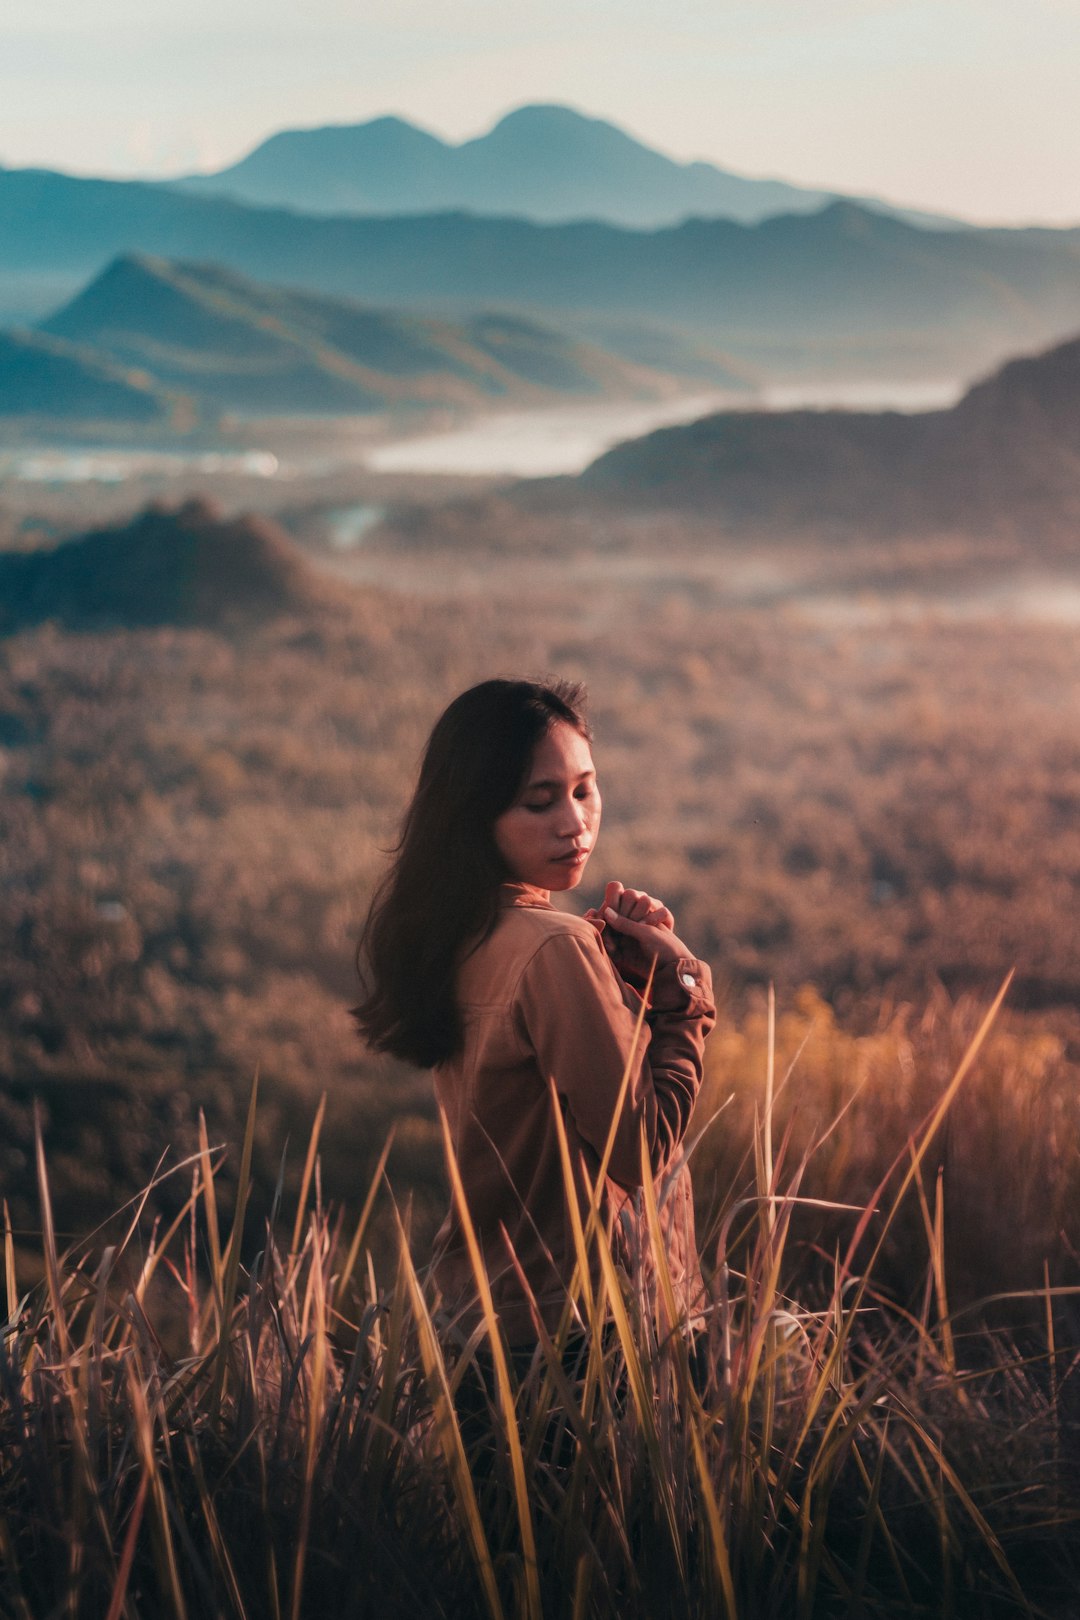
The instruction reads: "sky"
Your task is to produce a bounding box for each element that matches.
[4,0,1080,226]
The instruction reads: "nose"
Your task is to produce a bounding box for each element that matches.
[557,795,590,839]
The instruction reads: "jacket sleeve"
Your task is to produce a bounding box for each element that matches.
[513,925,716,1190]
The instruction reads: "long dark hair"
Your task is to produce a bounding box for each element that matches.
[353,677,590,1067]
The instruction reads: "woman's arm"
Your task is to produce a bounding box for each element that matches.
[514,925,715,1191]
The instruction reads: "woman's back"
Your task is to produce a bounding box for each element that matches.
[432,880,714,1344]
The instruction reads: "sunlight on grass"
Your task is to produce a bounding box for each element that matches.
[2,984,1079,1618]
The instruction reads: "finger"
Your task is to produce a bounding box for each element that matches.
[614,887,648,917]
[610,884,674,929]
[623,889,673,929]
[645,905,675,930]
[602,907,662,943]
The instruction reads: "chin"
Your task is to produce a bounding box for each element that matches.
[547,863,586,891]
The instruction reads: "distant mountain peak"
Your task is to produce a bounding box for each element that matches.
[86,250,171,283]
[491,102,588,125]
[337,113,426,136]
[487,103,622,136]
[169,100,965,233]
[174,103,851,229]
[477,104,651,161]
[256,112,442,149]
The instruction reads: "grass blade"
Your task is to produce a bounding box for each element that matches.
[210,1065,259,1419]
[439,1108,542,1620]
[290,1092,326,1258]
[393,1204,506,1620]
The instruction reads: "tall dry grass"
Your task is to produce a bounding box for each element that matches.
[3,983,1079,1619]
[694,984,1080,1317]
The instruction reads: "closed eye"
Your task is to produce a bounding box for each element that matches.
[520,778,597,812]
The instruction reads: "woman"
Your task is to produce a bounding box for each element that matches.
[354,677,715,1348]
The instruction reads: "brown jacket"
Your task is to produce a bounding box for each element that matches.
[431,882,716,1344]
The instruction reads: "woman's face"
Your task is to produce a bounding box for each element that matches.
[493,720,601,892]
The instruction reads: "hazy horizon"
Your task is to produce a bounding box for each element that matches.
[3,0,1080,227]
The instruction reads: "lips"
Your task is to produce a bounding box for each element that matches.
[554,848,590,865]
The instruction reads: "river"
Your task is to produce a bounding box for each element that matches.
[361,380,962,478]
[0,380,963,487]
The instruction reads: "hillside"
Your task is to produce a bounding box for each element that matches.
[576,330,1080,533]
[34,254,685,416]
[178,103,857,228]
[0,498,332,632]
[4,170,1080,380]
[6,508,1080,1273]
[0,328,178,423]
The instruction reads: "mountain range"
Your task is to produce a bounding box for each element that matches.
[16,253,692,422]
[2,167,1078,383]
[575,328,1080,534]
[176,104,954,232]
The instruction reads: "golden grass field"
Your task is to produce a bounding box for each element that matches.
[4,989,1078,1617]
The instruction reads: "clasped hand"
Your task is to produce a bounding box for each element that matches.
[585,879,692,987]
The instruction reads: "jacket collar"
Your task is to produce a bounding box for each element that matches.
[497,882,553,909]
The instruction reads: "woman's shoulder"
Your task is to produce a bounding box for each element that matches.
[496,883,599,940]
[495,899,601,955]
[459,900,605,1006]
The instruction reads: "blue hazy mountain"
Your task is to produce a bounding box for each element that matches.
[0,327,178,423]
[176,104,953,231]
[32,253,712,417]
[3,168,1080,383]
[577,329,1080,534]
